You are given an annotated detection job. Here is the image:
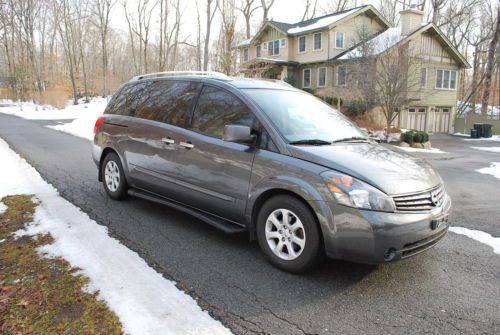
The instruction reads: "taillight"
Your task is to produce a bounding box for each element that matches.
[94,115,105,134]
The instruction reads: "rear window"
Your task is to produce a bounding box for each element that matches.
[106,80,201,128]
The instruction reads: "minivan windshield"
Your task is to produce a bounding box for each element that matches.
[243,89,367,144]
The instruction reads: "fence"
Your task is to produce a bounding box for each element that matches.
[454,114,500,135]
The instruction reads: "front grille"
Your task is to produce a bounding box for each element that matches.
[393,185,446,212]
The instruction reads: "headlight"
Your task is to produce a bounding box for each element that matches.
[320,171,395,212]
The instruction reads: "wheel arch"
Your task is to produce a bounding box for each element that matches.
[248,188,326,247]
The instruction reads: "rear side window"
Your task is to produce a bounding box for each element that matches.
[106,80,200,128]
[190,86,257,138]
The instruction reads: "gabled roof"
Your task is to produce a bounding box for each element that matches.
[333,23,471,68]
[242,4,390,47]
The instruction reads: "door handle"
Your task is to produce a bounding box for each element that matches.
[161,137,175,144]
[179,141,194,149]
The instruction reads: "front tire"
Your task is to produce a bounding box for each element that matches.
[101,152,127,200]
[256,195,322,273]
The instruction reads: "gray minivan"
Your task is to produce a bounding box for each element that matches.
[92,71,451,273]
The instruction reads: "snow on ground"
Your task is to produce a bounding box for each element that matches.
[0,137,231,335]
[397,146,448,154]
[471,146,500,153]
[0,201,6,214]
[476,162,500,180]
[0,98,107,141]
[454,133,500,141]
[450,227,500,255]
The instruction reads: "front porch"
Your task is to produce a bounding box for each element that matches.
[240,58,298,81]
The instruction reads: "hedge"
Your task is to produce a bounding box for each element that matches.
[402,130,429,144]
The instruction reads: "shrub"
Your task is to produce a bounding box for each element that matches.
[402,130,429,144]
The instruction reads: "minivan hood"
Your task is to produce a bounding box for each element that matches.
[288,142,441,195]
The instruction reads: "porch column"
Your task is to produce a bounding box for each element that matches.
[281,66,288,81]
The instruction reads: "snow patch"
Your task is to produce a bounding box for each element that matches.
[397,146,447,154]
[450,227,500,255]
[0,201,6,214]
[471,146,500,153]
[0,137,231,335]
[287,8,358,34]
[476,162,500,180]
[459,134,500,142]
[0,98,107,141]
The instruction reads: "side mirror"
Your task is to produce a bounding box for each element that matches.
[222,125,255,143]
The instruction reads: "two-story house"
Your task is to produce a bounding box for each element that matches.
[237,5,470,134]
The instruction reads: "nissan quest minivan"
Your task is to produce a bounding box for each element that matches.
[92,71,451,273]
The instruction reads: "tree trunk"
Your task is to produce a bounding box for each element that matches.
[481,7,500,115]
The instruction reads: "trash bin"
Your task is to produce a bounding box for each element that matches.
[473,123,484,137]
[470,129,478,138]
[483,124,493,138]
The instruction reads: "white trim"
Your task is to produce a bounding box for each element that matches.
[303,68,311,88]
[313,32,323,51]
[317,67,327,87]
[336,65,346,86]
[435,69,457,90]
[298,35,307,53]
[335,31,345,49]
[280,38,287,48]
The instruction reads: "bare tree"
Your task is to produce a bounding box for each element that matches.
[203,0,217,71]
[481,5,500,115]
[301,0,318,21]
[239,0,260,39]
[218,0,237,75]
[321,0,352,14]
[430,0,447,24]
[93,0,115,96]
[379,0,400,26]
[260,0,274,22]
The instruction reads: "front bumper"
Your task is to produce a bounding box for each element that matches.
[315,194,451,264]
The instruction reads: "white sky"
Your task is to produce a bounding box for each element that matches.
[112,0,378,44]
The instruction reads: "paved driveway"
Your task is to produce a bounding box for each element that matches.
[0,114,499,335]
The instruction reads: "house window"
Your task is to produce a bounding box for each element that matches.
[436,69,457,89]
[313,32,322,50]
[256,45,261,58]
[263,42,267,50]
[268,39,280,55]
[298,35,306,53]
[336,65,346,86]
[335,32,344,49]
[421,68,427,87]
[280,38,286,47]
[243,48,249,62]
[303,69,311,88]
[318,67,327,87]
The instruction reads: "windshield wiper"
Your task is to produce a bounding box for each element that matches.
[332,137,368,143]
[288,139,331,146]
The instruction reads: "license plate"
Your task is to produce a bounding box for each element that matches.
[431,215,449,230]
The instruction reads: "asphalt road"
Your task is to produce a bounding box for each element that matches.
[0,113,499,335]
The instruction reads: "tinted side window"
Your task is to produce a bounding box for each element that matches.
[106,81,200,128]
[144,80,200,127]
[106,84,132,115]
[191,86,257,138]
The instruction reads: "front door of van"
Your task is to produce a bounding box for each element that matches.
[173,85,258,222]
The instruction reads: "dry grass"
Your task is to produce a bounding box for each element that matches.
[0,195,122,335]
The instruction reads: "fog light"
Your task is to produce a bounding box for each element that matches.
[384,248,397,262]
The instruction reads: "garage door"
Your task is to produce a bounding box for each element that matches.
[407,107,427,131]
[433,107,451,133]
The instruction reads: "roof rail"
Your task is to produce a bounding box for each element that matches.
[131,71,231,81]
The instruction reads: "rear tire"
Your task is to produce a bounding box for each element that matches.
[256,195,322,273]
[101,152,127,200]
